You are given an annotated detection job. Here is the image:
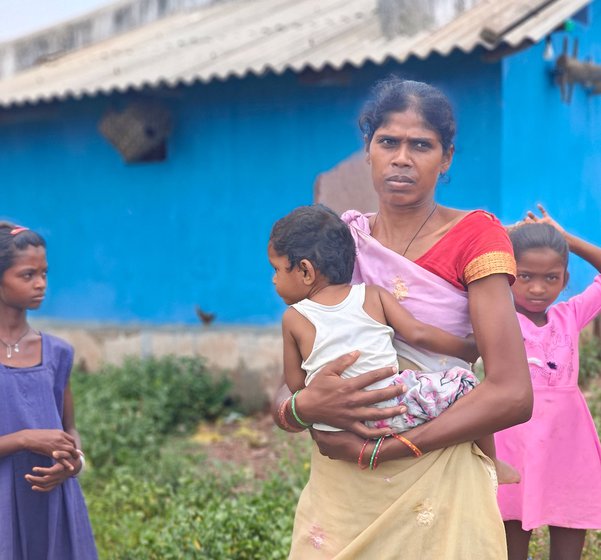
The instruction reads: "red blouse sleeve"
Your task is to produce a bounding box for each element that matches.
[416,210,516,290]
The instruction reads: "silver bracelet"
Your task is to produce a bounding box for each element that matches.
[74,449,86,477]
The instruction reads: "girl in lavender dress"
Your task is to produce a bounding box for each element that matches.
[0,223,97,560]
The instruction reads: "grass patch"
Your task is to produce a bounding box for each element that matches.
[72,354,601,559]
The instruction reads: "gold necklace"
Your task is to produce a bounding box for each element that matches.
[0,326,31,358]
[372,203,439,257]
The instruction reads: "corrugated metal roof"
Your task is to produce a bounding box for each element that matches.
[0,0,590,107]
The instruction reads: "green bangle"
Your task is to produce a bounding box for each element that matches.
[291,390,311,428]
[369,437,384,470]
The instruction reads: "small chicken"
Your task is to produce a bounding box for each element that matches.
[195,305,216,325]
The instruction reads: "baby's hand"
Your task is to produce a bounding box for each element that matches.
[525,204,565,236]
[463,334,480,364]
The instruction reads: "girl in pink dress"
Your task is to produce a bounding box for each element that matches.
[495,205,601,560]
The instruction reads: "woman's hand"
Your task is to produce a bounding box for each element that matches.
[295,351,406,438]
[25,453,80,492]
[21,429,79,467]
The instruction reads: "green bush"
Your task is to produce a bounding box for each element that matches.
[71,356,232,473]
[579,336,601,388]
[81,436,307,559]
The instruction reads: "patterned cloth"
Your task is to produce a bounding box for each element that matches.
[373,367,479,431]
[496,275,601,530]
[0,333,98,560]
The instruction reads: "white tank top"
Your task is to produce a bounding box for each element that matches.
[292,283,399,430]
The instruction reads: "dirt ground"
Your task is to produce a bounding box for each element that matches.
[193,412,311,478]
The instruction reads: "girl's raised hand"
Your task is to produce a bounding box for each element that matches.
[525,204,566,236]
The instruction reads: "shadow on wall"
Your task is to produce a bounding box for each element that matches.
[314,151,378,215]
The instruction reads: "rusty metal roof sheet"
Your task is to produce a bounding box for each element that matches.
[0,0,590,107]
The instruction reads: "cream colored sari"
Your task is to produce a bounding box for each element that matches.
[290,441,504,559]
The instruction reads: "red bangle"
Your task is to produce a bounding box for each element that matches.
[358,439,370,469]
[277,397,305,432]
[391,433,423,457]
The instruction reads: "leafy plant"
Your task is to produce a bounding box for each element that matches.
[579,335,601,388]
[71,355,232,473]
[80,433,308,559]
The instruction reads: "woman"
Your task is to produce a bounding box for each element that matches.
[273,77,532,559]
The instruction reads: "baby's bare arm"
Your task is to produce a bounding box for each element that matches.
[376,286,479,363]
[282,309,307,393]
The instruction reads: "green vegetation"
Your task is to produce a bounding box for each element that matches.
[580,335,601,389]
[71,356,308,559]
[73,356,232,472]
[71,350,601,559]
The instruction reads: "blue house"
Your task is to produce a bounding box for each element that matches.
[0,0,599,327]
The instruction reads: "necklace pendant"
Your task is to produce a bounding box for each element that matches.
[13,343,19,354]
[6,346,12,359]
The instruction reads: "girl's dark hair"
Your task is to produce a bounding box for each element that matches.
[509,222,569,268]
[0,222,46,278]
[359,76,456,153]
[269,205,356,284]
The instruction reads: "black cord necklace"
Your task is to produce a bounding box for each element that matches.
[402,203,438,256]
[0,326,31,359]
[372,203,439,257]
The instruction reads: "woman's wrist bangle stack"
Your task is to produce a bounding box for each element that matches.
[358,437,387,470]
[391,433,423,458]
[277,396,305,432]
[290,390,311,429]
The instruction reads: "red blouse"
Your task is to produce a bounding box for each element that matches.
[415,210,516,291]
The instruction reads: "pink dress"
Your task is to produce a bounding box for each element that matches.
[495,275,601,530]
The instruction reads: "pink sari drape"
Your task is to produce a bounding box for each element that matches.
[346,210,471,371]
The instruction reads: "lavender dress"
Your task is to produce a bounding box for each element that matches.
[0,333,97,560]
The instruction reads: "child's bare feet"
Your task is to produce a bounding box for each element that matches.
[494,459,521,484]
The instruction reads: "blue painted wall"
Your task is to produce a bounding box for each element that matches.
[501,2,601,299]
[0,47,511,326]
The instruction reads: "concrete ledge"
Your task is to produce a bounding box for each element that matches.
[32,322,283,413]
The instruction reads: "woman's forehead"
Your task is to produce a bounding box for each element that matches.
[377,110,439,137]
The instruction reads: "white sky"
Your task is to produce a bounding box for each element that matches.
[0,0,115,42]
